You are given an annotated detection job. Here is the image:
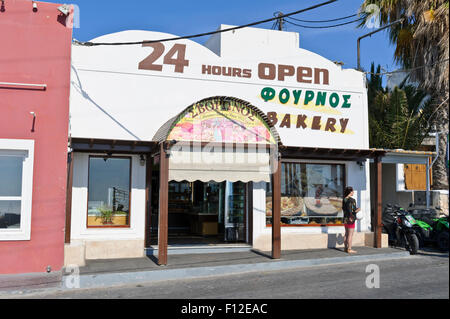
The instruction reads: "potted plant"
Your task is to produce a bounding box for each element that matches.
[96,207,114,225]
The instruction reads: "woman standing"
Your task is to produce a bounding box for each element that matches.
[343,186,360,254]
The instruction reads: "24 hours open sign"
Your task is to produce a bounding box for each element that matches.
[138,43,355,135]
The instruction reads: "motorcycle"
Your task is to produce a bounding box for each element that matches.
[415,216,449,252]
[382,204,420,255]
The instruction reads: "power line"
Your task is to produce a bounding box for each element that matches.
[73,0,337,46]
[284,17,365,29]
[286,13,358,23]
[364,58,449,76]
[275,11,360,31]
[271,20,278,30]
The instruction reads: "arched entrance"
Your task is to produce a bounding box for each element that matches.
[154,96,280,144]
[149,97,281,264]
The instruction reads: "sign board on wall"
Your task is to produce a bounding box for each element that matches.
[70,27,369,149]
[167,99,276,144]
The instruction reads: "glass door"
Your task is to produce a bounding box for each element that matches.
[224,181,246,242]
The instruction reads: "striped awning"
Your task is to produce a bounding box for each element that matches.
[168,145,272,183]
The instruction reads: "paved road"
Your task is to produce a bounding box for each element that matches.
[10,250,448,299]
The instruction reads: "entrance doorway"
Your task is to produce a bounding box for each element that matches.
[147,97,279,264]
[149,169,248,245]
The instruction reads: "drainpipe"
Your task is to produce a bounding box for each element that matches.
[427,132,440,208]
[431,132,440,167]
[426,160,430,208]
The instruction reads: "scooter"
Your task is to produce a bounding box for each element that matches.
[383,204,420,255]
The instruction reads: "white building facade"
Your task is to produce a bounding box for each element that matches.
[65,25,386,266]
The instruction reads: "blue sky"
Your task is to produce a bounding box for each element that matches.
[47,0,400,73]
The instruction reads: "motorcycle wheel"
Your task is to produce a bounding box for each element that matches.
[394,228,403,248]
[414,227,426,248]
[437,232,449,252]
[407,233,419,255]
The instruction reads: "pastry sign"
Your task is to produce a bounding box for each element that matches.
[167,99,277,144]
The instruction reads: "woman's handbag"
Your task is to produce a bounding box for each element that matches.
[356,211,363,220]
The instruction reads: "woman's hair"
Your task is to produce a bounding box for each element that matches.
[342,186,354,209]
[343,186,353,198]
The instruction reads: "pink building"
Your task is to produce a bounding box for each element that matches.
[0,0,73,282]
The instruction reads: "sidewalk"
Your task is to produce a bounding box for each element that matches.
[1,246,411,297]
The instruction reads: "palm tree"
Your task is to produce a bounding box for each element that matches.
[360,0,449,190]
[367,63,435,150]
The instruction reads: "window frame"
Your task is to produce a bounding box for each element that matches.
[0,139,34,241]
[266,161,347,227]
[86,155,132,229]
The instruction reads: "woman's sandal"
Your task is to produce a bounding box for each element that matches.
[347,249,357,254]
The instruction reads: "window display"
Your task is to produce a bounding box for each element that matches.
[87,157,131,227]
[266,163,345,226]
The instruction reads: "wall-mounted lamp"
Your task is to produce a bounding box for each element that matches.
[103,152,113,162]
[1,1,6,13]
[139,155,146,166]
[32,1,38,12]
[162,140,177,158]
[30,112,36,132]
[357,161,364,169]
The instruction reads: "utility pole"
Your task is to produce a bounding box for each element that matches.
[278,12,284,31]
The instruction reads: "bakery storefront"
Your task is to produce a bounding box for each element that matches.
[65,25,386,266]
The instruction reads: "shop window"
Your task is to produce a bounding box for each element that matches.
[0,139,34,241]
[266,163,345,226]
[87,157,131,228]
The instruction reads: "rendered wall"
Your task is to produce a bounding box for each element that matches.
[70,27,369,149]
[0,0,72,274]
